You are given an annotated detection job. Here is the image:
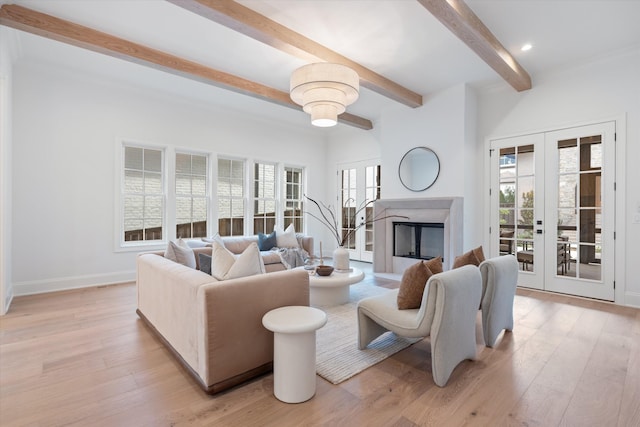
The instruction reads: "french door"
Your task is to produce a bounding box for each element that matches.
[490,122,615,301]
[338,160,381,263]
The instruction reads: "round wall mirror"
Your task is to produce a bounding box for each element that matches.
[398,147,440,191]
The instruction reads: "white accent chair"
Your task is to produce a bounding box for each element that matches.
[478,255,519,348]
[357,265,482,387]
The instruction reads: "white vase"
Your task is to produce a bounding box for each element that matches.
[333,246,350,271]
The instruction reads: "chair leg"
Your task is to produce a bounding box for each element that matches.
[357,308,390,350]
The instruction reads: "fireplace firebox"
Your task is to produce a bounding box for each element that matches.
[393,222,444,261]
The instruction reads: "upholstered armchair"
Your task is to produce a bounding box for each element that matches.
[356,265,482,387]
[478,255,518,348]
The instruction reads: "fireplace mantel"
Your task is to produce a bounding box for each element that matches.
[373,197,463,273]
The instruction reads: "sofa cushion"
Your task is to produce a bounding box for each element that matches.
[275,224,299,248]
[185,239,209,248]
[261,251,283,265]
[202,234,225,247]
[258,231,277,251]
[165,239,196,268]
[211,241,266,280]
[222,236,258,254]
[397,261,434,310]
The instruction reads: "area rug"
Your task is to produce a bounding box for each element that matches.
[315,283,421,384]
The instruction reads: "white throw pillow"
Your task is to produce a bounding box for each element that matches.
[164,239,196,268]
[275,224,300,248]
[211,241,265,280]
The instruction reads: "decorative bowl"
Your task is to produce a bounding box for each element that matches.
[315,265,334,276]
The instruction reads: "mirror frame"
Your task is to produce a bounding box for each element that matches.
[398,146,440,192]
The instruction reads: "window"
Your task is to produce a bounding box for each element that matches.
[215,160,305,237]
[253,162,277,234]
[122,145,164,242]
[217,158,245,236]
[176,152,208,239]
[284,166,304,231]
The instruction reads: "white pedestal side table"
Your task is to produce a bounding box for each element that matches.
[307,267,365,307]
[262,306,327,403]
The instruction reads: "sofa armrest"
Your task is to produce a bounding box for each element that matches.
[197,269,310,388]
[136,253,216,373]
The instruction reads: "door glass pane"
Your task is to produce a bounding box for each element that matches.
[517,178,534,208]
[558,174,577,208]
[364,165,380,252]
[557,134,602,280]
[500,145,535,272]
[341,168,357,249]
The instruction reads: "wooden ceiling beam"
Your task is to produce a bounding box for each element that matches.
[0,4,373,130]
[167,0,424,108]
[418,0,532,92]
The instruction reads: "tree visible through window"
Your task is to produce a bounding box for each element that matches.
[123,146,163,242]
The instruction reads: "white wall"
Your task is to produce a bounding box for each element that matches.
[11,61,327,296]
[0,27,15,313]
[325,84,482,253]
[379,84,481,249]
[477,48,640,307]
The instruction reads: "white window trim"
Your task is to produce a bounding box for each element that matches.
[114,138,168,252]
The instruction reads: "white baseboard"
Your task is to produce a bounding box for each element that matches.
[624,291,640,309]
[13,270,136,296]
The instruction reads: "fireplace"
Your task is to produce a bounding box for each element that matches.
[393,222,444,261]
[373,197,463,273]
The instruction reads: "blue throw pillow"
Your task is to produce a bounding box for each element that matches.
[258,231,277,251]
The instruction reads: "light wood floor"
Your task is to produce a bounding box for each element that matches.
[1,275,639,427]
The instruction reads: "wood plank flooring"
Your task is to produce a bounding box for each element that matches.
[1,275,639,426]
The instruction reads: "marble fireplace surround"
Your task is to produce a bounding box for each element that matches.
[373,197,463,274]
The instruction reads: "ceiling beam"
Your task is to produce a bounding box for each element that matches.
[417,0,532,92]
[167,0,424,108]
[0,4,373,130]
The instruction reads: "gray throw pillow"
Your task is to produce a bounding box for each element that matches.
[164,240,196,269]
[198,253,212,275]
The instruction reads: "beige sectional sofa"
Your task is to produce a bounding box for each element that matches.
[136,235,313,394]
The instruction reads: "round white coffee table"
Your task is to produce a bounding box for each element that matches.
[262,306,327,403]
[307,267,365,306]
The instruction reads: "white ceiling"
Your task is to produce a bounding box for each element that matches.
[4,0,640,129]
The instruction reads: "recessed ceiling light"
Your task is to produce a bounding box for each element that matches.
[521,43,533,52]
